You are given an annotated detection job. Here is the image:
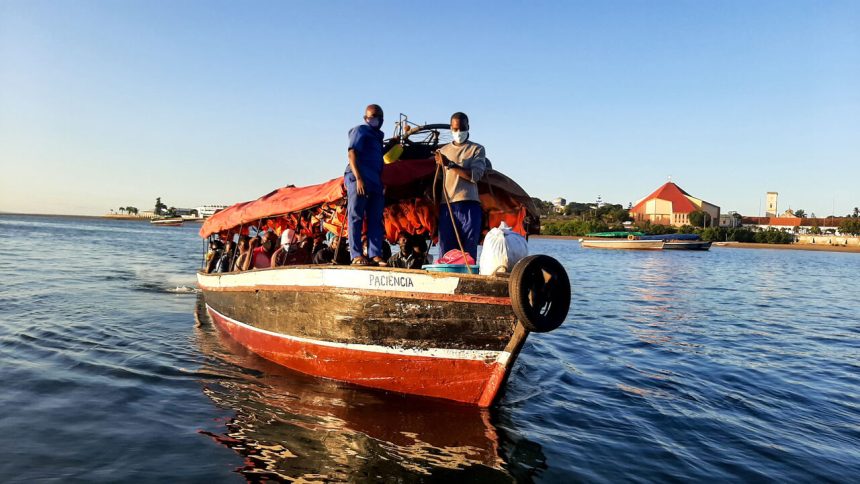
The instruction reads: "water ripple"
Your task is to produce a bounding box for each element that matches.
[1,215,859,481]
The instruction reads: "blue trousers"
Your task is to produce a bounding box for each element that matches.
[439,201,482,260]
[346,179,385,260]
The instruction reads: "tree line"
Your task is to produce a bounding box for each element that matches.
[541,220,796,244]
[784,207,859,219]
[115,206,139,215]
[113,198,203,218]
[535,197,860,242]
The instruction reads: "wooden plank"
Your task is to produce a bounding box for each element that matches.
[202,289,517,351]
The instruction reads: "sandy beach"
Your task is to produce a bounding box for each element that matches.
[713,242,860,253]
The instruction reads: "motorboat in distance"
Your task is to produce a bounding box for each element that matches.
[581,232,711,250]
[663,240,712,250]
[150,217,184,226]
[579,238,664,250]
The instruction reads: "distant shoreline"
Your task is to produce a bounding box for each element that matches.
[713,242,860,253]
[0,213,203,223]
[532,235,860,253]
[1,212,109,219]
[3,214,857,253]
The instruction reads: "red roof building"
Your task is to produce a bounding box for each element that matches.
[629,181,720,227]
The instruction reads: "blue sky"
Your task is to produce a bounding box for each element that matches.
[1,0,858,217]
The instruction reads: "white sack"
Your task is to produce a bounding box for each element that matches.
[479,222,529,275]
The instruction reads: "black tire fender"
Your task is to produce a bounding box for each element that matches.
[509,255,571,333]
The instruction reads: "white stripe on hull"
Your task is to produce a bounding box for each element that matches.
[581,239,664,249]
[207,305,510,364]
[198,267,461,295]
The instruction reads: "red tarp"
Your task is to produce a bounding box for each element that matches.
[200,157,540,238]
[200,177,345,237]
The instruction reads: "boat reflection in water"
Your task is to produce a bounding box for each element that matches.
[193,296,521,481]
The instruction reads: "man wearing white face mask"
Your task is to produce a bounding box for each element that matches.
[434,112,487,260]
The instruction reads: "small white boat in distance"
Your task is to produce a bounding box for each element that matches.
[580,239,664,250]
[150,217,184,226]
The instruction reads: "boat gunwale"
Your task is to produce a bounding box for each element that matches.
[197,264,513,304]
[197,263,507,282]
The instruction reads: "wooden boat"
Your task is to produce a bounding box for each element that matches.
[193,298,508,478]
[199,263,557,406]
[197,120,570,407]
[663,240,712,250]
[580,238,664,250]
[150,217,184,226]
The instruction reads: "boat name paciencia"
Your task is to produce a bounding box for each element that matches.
[369,274,415,288]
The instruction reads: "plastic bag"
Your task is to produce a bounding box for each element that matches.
[437,249,476,265]
[479,222,528,275]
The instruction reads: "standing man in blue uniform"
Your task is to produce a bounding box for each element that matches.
[435,112,487,260]
[345,104,387,266]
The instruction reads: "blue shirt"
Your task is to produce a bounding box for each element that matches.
[345,123,384,195]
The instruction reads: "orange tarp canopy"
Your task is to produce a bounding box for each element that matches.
[200,178,345,237]
[200,157,540,238]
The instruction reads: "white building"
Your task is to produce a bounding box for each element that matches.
[765,192,778,217]
[719,211,741,228]
[196,205,228,218]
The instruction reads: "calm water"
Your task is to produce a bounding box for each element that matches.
[1,214,858,482]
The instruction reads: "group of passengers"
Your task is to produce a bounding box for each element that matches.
[205,104,484,273]
[204,229,430,274]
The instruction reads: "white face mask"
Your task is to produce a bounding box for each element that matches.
[452,130,469,144]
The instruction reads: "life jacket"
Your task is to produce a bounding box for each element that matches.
[480,193,527,236]
[383,204,405,242]
[486,206,527,237]
[382,199,438,243]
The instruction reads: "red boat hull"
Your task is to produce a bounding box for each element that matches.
[199,266,529,406]
[207,305,516,406]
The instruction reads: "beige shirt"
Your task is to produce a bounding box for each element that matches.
[439,140,486,203]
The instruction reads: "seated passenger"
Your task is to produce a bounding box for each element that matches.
[205,240,223,274]
[271,229,313,267]
[240,236,259,270]
[215,240,235,273]
[293,236,313,265]
[410,234,432,267]
[250,231,275,269]
[387,232,414,269]
[233,235,250,271]
[336,237,352,264]
[271,229,298,267]
[311,235,326,257]
[313,234,351,265]
[362,234,391,266]
[313,240,333,264]
[388,233,429,269]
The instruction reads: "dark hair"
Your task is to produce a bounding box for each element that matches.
[409,234,428,253]
[366,104,383,118]
[450,112,469,126]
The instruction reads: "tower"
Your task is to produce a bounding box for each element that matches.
[765,192,778,217]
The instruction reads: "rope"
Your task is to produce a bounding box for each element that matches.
[332,198,347,264]
[230,224,243,271]
[438,162,474,275]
